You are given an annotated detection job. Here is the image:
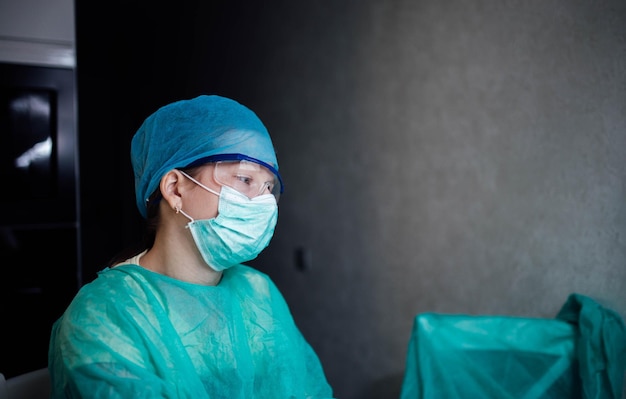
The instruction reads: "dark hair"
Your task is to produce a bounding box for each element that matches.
[105,165,204,267]
[104,189,161,267]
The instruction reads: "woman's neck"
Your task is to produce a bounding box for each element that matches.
[139,228,223,286]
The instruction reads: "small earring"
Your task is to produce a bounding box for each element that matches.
[174,206,180,214]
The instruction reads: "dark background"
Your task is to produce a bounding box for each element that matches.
[3,1,626,398]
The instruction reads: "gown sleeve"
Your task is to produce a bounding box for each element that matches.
[48,270,206,399]
[261,274,335,399]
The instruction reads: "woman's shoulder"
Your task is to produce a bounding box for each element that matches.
[225,265,285,297]
[79,265,146,293]
[227,264,274,284]
[61,265,150,315]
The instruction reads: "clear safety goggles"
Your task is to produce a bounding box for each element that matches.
[213,160,282,201]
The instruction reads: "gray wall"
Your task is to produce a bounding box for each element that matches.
[72,1,626,398]
[239,1,626,398]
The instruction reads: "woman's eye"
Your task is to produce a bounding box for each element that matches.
[235,175,252,185]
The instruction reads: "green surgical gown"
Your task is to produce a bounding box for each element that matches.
[48,263,333,399]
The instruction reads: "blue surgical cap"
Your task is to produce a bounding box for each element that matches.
[131,95,280,218]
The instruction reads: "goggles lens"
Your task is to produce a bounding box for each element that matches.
[214,160,281,201]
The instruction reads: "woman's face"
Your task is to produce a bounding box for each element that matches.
[213,160,281,201]
[180,160,280,220]
[181,164,221,220]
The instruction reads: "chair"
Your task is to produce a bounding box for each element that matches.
[0,368,50,399]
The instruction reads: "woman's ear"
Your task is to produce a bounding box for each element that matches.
[160,170,184,210]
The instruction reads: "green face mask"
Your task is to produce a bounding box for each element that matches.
[178,171,278,272]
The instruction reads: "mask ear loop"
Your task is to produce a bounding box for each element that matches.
[175,170,220,226]
[179,170,220,196]
[175,206,195,224]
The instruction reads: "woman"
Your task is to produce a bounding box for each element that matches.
[48,95,334,398]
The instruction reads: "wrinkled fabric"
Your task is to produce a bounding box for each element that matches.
[556,293,626,399]
[131,95,281,218]
[48,264,333,399]
[399,313,579,399]
[399,293,626,399]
